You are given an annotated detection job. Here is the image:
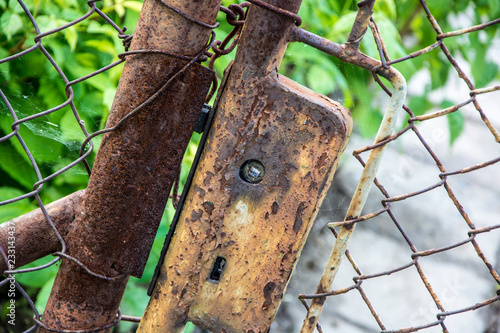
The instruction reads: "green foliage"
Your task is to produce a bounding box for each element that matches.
[277,0,500,138]
[0,0,140,209]
[0,0,143,331]
[0,0,499,331]
[443,100,465,146]
[214,1,500,140]
[408,94,434,117]
[0,187,37,221]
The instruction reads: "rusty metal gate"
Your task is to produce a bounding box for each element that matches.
[0,0,499,332]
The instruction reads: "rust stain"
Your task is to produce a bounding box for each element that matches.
[143,71,351,332]
[262,281,276,310]
[203,171,215,186]
[141,0,352,332]
[40,0,220,331]
[293,202,308,232]
[194,185,206,198]
[202,201,215,215]
[316,152,328,169]
[191,209,204,222]
[271,201,279,214]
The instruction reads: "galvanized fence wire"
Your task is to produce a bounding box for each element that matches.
[299,1,500,332]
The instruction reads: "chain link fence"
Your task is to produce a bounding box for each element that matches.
[0,0,135,331]
[296,1,500,332]
[0,0,499,332]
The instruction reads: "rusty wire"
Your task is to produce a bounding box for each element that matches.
[0,0,140,330]
[2,0,500,332]
[297,0,500,332]
[205,0,303,102]
[0,0,218,331]
[205,2,251,102]
[0,0,307,330]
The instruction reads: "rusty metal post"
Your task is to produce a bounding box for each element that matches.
[38,0,219,331]
[139,1,351,332]
[0,191,84,274]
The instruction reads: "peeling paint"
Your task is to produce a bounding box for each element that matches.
[141,1,351,332]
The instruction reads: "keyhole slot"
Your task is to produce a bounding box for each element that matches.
[209,256,226,282]
[240,159,265,184]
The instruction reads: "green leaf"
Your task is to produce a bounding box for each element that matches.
[0,187,35,223]
[185,322,197,333]
[444,100,464,146]
[61,8,82,21]
[63,26,78,51]
[11,48,48,79]
[0,140,39,190]
[35,276,56,313]
[59,111,86,143]
[37,78,67,112]
[118,281,149,331]
[0,0,6,9]
[425,0,452,18]
[82,40,117,56]
[123,7,140,34]
[408,95,433,117]
[0,47,10,81]
[76,91,105,121]
[15,119,66,163]
[8,0,24,13]
[121,282,150,316]
[353,103,383,138]
[453,0,470,12]
[307,65,336,95]
[52,161,88,189]
[15,256,59,288]
[330,11,357,39]
[470,36,499,87]
[369,14,405,61]
[429,56,449,90]
[86,20,118,38]
[488,0,500,16]
[396,0,417,23]
[122,0,143,12]
[35,15,60,34]
[0,11,24,39]
[343,63,371,108]
[102,87,117,112]
[115,3,125,17]
[474,61,499,88]
[374,0,396,20]
[86,74,114,92]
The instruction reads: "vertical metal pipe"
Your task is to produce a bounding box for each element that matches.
[38,0,219,331]
[227,0,302,84]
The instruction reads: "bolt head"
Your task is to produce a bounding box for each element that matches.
[240,160,265,184]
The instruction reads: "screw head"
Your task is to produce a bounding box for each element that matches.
[240,160,265,184]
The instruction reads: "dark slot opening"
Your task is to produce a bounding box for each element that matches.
[209,256,226,282]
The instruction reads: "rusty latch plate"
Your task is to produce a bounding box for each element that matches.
[142,72,351,332]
